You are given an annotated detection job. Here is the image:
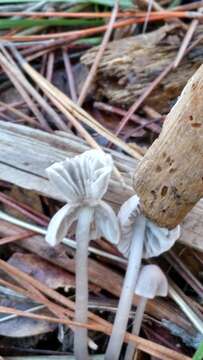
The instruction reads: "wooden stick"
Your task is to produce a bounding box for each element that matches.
[133,65,203,228]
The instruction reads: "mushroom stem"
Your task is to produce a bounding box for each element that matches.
[74,206,94,360]
[124,297,147,360]
[105,215,146,360]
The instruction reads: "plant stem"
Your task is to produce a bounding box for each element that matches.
[74,206,94,360]
[125,297,147,360]
[105,215,146,360]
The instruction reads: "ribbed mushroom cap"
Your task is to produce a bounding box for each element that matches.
[118,194,180,259]
[45,149,120,246]
[135,264,168,299]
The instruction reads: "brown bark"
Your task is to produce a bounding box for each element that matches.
[133,64,203,228]
[81,25,203,113]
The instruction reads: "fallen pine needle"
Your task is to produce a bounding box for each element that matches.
[78,0,119,105]
[0,304,191,360]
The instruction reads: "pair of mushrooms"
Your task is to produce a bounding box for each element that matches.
[45,150,180,360]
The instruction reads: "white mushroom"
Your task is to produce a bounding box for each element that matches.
[105,194,180,360]
[45,149,120,360]
[125,264,168,360]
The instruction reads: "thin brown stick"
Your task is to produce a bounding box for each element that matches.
[0,230,34,246]
[78,0,119,106]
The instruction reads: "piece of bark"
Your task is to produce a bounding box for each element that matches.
[0,120,202,251]
[81,25,203,113]
[133,64,203,228]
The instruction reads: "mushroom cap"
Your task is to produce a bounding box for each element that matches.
[135,264,168,299]
[45,150,120,247]
[118,194,180,259]
[46,149,113,204]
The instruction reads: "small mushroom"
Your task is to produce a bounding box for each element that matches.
[105,194,180,360]
[45,150,120,360]
[125,264,168,360]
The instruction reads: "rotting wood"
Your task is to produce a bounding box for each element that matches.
[0,121,202,251]
[81,24,203,113]
[133,64,203,229]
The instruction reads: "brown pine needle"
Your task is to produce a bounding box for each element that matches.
[0,192,49,227]
[8,45,143,190]
[20,58,143,159]
[173,15,200,68]
[46,51,55,82]
[78,0,119,106]
[0,230,34,246]
[0,100,38,126]
[0,56,50,131]
[0,258,110,328]
[62,49,78,103]
[0,47,69,132]
[113,64,173,138]
[3,14,196,42]
[0,303,191,360]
